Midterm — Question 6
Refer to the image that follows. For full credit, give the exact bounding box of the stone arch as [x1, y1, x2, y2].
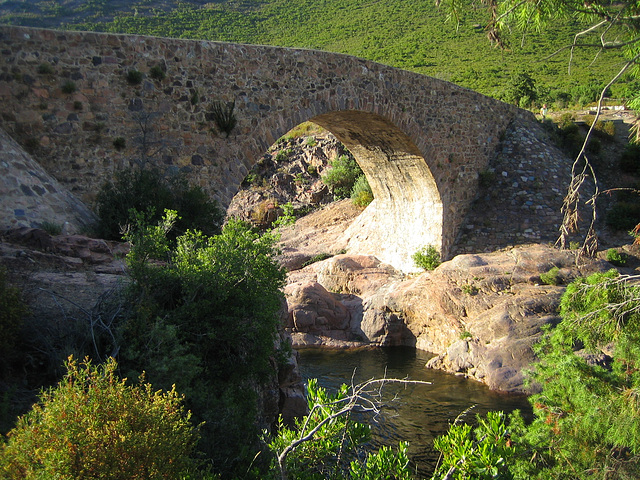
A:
[310, 110, 443, 272]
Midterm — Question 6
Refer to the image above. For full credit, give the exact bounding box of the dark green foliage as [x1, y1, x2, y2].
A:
[149, 64, 165, 80]
[0, 356, 200, 479]
[120, 213, 287, 475]
[126, 69, 144, 85]
[60, 80, 76, 94]
[0, 268, 28, 378]
[350, 174, 373, 207]
[94, 167, 223, 240]
[39, 221, 62, 235]
[606, 200, 640, 231]
[209, 100, 237, 137]
[36, 62, 53, 75]
[321, 154, 363, 200]
[112, 136, 126, 150]
[505, 70, 537, 107]
[620, 143, 640, 174]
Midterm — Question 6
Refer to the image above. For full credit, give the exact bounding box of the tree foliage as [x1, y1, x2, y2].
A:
[95, 167, 223, 241]
[0, 356, 200, 480]
[120, 211, 287, 475]
[267, 378, 417, 480]
[433, 270, 640, 479]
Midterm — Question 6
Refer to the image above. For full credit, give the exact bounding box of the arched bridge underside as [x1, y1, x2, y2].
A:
[0, 26, 528, 271]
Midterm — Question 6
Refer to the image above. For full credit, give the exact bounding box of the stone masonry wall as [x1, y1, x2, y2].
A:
[0, 25, 529, 269]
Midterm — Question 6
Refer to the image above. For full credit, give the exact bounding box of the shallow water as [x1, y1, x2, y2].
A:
[296, 346, 532, 478]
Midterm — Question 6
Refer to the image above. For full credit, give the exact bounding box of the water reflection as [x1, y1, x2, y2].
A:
[296, 346, 532, 478]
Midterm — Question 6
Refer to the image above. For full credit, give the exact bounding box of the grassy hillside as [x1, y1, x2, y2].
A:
[0, 0, 630, 104]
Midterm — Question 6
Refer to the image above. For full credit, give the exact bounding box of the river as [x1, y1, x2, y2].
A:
[296, 346, 532, 478]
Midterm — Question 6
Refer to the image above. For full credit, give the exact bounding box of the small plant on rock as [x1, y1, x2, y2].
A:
[210, 99, 237, 137]
[149, 64, 165, 81]
[412, 245, 441, 271]
[606, 248, 628, 267]
[61, 81, 77, 94]
[540, 266, 561, 285]
[37, 63, 54, 75]
[126, 69, 144, 85]
[112, 137, 126, 151]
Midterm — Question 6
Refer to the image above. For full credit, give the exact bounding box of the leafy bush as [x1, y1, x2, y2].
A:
[412, 245, 441, 271]
[267, 378, 412, 480]
[322, 154, 363, 200]
[432, 411, 516, 480]
[120, 213, 287, 474]
[350, 174, 373, 207]
[0, 356, 199, 479]
[94, 167, 223, 240]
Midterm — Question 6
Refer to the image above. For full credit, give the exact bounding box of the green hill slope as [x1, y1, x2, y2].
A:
[0, 0, 629, 103]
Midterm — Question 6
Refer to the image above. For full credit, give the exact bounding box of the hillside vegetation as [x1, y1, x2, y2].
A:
[0, 0, 629, 103]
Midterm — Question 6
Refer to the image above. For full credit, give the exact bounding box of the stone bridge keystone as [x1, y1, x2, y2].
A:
[0, 26, 529, 271]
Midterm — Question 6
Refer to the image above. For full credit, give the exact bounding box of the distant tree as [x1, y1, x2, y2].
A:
[505, 70, 537, 108]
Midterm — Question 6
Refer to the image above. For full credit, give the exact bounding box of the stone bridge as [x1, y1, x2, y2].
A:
[0, 26, 530, 271]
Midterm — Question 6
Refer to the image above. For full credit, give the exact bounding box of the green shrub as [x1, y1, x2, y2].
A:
[37, 63, 53, 75]
[149, 64, 165, 81]
[432, 411, 516, 480]
[72, 100, 83, 110]
[350, 174, 373, 207]
[606, 200, 640, 231]
[121, 214, 287, 474]
[112, 136, 126, 150]
[40, 221, 62, 236]
[540, 266, 561, 285]
[275, 148, 292, 162]
[94, 167, 223, 240]
[619, 143, 640, 174]
[412, 245, 441, 271]
[209, 100, 237, 137]
[322, 154, 363, 200]
[606, 248, 628, 266]
[126, 69, 144, 85]
[0, 356, 199, 479]
[60, 80, 76, 94]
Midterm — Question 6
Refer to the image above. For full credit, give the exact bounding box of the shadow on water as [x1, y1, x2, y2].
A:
[296, 346, 532, 478]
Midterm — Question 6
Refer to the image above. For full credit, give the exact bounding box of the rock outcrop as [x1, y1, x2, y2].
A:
[284, 242, 613, 393]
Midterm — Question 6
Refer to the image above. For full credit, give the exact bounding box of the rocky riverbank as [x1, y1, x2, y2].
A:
[280, 205, 625, 392]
